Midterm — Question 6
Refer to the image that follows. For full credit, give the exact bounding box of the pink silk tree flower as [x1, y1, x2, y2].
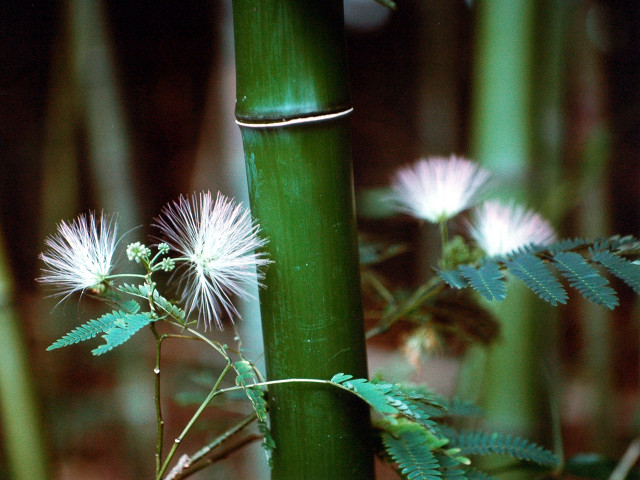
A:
[470, 200, 556, 257]
[155, 191, 270, 330]
[391, 155, 491, 223]
[39, 212, 118, 299]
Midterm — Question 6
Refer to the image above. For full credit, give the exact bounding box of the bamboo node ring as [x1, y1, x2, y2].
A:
[235, 108, 353, 128]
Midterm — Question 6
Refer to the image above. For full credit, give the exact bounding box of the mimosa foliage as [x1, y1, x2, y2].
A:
[119, 283, 186, 322]
[438, 236, 640, 309]
[447, 430, 560, 468]
[47, 310, 154, 355]
[91, 312, 154, 355]
[47, 283, 189, 355]
[328, 374, 560, 480]
[329, 375, 558, 480]
[233, 361, 275, 459]
[331, 374, 439, 431]
[381, 422, 442, 480]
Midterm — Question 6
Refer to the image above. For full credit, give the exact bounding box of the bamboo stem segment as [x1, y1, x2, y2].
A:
[231, 1, 373, 478]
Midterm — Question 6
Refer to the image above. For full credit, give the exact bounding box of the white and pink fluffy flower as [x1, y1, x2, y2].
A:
[470, 200, 556, 256]
[391, 155, 491, 223]
[156, 191, 269, 330]
[39, 212, 117, 298]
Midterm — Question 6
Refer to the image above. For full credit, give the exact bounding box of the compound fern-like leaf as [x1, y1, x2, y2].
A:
[92, 312, 154, 355]
[552, 251, 618, 309]
[431, 397, 483, 419]
[592, 250, 640, 295]
[438, 269, 468, 290]
[464, 468, 498, 480]
[459, 262, 506, 302]
[505, 253, 567, 306]
[448, 430, 560, 468]
[118, 283, 148, 298]
[120, 299, 141, 314]
[547, 238, 589, 254]
[438, 269, 468, 289]
[331, 374, 399, 415]
[47, 312, 122, 350]
[233, 361, 275, 460]
[118, 283, 185, 322]
[385, 384, 439, 431]
[382, 422, 442, 480]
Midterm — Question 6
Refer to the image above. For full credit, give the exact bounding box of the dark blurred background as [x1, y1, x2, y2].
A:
[2, 0, 640, 478]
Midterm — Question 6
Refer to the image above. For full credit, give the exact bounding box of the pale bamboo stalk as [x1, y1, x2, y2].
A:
[0, 232, 49, 480]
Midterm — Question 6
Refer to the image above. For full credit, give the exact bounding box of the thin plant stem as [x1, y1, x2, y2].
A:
[213, 377, 355, 399]
[362, 270, 396, 306]
[156, 362, 233, 480]
[150, 324, 164, 477]
[106, 273, 147, 280]
[439, 220, 449, 252]
[365, 278, 444, 339]
[609, 437, 640, 480]
[189, 413, 257, 467]
[173, 435, 261, 480]
[183, 325, 228, 357]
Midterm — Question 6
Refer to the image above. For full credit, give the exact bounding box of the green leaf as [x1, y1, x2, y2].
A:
[505, 253, 568, 305]
[120, 299, 141, 314]
[47, 311, 123, 350]
[431, 397, 484, 419]
[448, 430, 560, 468]
[463, 468, 498, 480]
[459, 262, 506, 302]
[118, 283, 185, 321]
[438, 269, 468, 289]
[547, 237, 590, 254]
[385, 384, 438, 432]
[232, 361, 274, 460]
[331, 374, 398, 415]
[594, 235, 640, 253]
[382, 422, 442, 480]
[553, 251, 618, 309]
[436, 455, 468, 480]
[91, 312, 154, 355]
[592, 250, 640, 295]
[118, 283, 149, 298]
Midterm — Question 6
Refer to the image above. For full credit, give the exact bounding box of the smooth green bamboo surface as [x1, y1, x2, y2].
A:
[233, 1, 349, 122]
[469, 0, 541, 438]
[232, 1, 373, 478]
[0, 234, 49, 480]
[242, 123, 372, 479]
[471, 0, 534, 193]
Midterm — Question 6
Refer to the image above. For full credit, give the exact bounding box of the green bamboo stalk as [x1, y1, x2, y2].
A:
[0, 232, 49, 480]
[67, 0, 140, 230]
[231, 1, 373, 478]
[468, 0, 540, 436]
[471, 0, 534, 193]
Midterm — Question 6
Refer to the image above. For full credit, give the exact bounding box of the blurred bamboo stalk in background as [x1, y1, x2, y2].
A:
[467, 0, 542, 437]
[0, 231, 49, 480]
[67, 0, 140, 230]
[232, 1, 373, 478]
